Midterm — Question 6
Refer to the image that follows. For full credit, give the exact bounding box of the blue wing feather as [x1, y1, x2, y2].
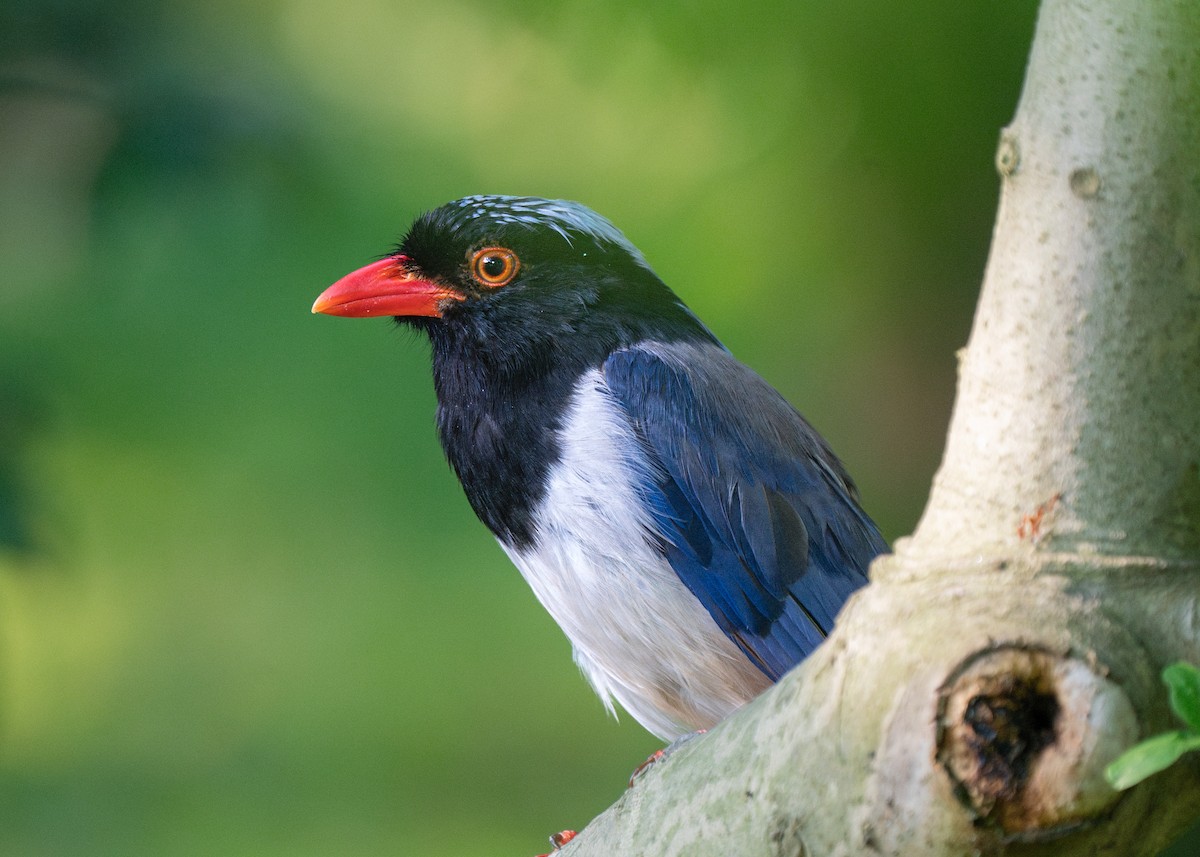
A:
[602, 341, 887, 680]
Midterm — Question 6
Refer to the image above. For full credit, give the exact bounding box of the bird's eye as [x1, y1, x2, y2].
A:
[469, 246, 520, 288]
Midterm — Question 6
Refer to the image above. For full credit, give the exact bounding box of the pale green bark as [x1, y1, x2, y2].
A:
[563, 0, 1200, 854]
[911, 0, 1200, 563]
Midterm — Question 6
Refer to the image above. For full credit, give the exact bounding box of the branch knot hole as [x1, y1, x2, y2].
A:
[936, 643, 1135, 840]
[962, 670, 1059, 798]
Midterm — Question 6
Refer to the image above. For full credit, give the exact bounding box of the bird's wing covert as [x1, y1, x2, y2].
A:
[601, 342, 887, 679]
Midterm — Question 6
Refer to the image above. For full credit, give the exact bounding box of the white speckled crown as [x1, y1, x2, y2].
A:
[448, 195, 652, 270]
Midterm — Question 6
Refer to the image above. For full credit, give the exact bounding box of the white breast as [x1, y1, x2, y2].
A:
[501, 369, 770, 741]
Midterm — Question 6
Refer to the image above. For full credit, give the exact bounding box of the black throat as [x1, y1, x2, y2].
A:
[411, 281, 714, 550]
[424, 318, 593, 550]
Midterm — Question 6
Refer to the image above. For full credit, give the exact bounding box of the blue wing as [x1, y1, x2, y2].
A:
[602, 341, 888, 680]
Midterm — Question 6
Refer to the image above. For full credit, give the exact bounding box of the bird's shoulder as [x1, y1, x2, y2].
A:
[600, 340, 856, 495]
[599, 339, 886, 677]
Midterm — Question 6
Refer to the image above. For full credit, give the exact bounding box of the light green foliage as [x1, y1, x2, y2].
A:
[27, 0, 1200, 855]
[1106, 663, 1200, 790]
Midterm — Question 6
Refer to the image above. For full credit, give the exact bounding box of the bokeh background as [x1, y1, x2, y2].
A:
[2, 1, 1195, 855]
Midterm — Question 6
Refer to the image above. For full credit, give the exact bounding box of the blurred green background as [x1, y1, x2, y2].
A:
[2, 1, 1194, 855]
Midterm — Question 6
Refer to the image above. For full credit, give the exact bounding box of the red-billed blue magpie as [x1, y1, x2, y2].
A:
[313, 196, 888, 740]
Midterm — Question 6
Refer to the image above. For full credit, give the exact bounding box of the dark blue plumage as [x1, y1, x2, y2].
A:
[603, 343, 885, 681]
[313, 195, 888, 739]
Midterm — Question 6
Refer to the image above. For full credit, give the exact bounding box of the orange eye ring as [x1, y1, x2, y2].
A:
[469, 246, 520, 288]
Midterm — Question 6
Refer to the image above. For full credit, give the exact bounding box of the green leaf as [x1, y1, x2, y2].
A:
[1106, 730, 1200, 790]
[1163, 662, 1200, 730]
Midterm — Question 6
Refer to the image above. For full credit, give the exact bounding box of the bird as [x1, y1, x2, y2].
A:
[312, 195, 888, 741]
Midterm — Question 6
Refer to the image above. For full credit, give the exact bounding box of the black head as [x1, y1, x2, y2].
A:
[313, 195, 716, 367]
[312, 196, 721, 545]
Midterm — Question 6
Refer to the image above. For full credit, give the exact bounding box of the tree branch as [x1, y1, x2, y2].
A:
[911, 0, 1200, 563]
[560, 0, 1200, 854]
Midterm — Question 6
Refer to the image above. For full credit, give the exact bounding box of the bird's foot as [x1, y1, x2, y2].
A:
[534, 829, 576, 856]
[628, 729, 707, 787]
[627, 749, 666, 787]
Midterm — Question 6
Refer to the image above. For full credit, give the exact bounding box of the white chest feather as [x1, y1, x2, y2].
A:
[500, 370, 770, 740]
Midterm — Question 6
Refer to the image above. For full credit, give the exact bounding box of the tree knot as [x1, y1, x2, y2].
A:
[936, 643, 1134, 840]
